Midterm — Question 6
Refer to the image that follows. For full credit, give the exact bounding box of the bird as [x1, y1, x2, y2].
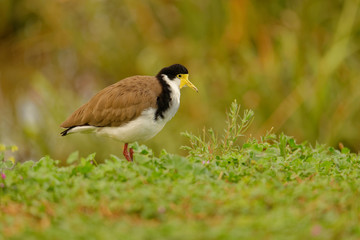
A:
[60, 64, 198, 162]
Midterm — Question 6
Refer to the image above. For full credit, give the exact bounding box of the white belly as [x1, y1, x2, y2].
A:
[97, 108, 168, 142]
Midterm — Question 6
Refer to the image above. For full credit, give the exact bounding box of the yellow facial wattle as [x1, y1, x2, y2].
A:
[178, 74, 198, 92]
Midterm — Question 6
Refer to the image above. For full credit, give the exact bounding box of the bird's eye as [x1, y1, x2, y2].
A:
[178, 74, 182, 78]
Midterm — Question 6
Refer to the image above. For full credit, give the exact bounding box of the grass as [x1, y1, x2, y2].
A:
[1, 101, 360, 239]
[2, 0, 360, 161]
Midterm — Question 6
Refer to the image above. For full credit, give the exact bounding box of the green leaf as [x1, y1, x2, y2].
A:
[85, 153, 96, 162]
[66, 151, 79, 164]
[341, 147, 350, 154]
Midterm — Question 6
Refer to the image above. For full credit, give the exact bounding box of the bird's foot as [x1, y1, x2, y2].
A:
[123, 143, 133, 162]
[124, 153, 133, 162]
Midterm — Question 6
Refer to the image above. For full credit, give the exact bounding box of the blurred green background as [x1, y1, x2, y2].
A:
[1, 0, 360, 162]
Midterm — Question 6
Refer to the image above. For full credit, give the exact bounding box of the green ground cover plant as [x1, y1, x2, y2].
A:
[1, 101, 360, 239]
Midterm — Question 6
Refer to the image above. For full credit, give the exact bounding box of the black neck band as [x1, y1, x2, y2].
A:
[155, 74, 172, 120]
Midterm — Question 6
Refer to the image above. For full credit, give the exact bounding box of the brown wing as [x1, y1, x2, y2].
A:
[61, 76, 161, 128]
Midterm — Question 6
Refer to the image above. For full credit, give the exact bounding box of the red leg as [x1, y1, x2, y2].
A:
[129, 148, 134, 161]
[123, 143, 132, 162]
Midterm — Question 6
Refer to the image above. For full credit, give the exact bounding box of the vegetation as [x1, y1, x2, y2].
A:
[1, 102, 360, 239]
[1, 0, 360, 161]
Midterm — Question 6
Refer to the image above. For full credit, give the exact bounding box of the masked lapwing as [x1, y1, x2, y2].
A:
[60, 64, 198, 162]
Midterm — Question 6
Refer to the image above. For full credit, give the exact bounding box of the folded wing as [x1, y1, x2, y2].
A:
[61, 76, 161, 129]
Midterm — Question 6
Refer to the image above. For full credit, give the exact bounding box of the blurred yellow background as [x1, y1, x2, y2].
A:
[1, 0, 359, 161]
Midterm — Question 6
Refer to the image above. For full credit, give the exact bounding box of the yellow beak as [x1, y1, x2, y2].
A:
[179, 74, 198, 92]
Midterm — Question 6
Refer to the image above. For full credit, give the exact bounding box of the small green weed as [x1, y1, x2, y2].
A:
[0, 144, 17, 184]
[181, 100, 254, 161]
